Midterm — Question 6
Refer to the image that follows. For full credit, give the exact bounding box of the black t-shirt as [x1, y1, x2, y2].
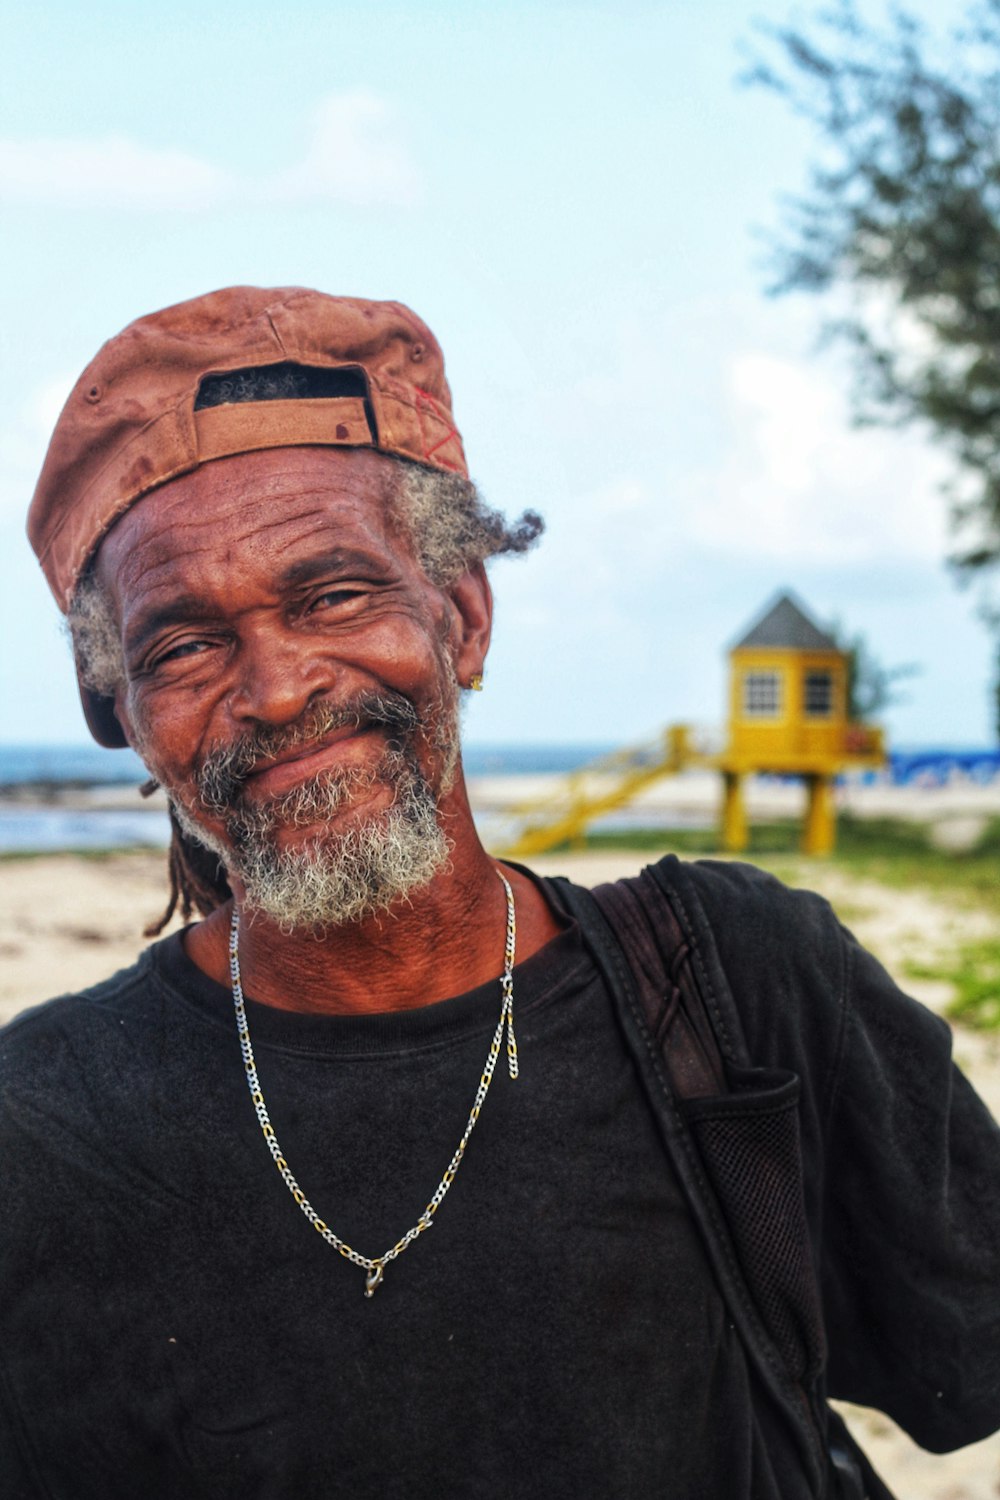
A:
[0, 913, 775, 1499]
[5, 856, 999, 1498]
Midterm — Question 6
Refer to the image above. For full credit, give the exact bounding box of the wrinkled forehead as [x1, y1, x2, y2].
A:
[93, 445, 409, 604]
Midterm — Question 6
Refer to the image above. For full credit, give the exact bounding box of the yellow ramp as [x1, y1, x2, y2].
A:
[493, 727, 702, 858]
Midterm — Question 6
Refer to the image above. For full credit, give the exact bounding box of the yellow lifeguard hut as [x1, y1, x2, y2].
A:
[494, 590, 885, 860]
[720, 592, 883, 855]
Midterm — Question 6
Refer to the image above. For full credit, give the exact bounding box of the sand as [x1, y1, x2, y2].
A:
[1, 844, 998, 1497]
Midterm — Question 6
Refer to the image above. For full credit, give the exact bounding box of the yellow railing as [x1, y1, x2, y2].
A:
[492, 725, 713, 858]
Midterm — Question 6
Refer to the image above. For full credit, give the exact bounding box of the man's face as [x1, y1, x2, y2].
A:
[95, 446, 490, 925]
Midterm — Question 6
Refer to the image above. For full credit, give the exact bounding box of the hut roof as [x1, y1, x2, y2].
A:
[733, 592, 839, 652]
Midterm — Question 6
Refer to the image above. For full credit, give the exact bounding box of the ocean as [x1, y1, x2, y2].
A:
[0, 741, 616, 854]
[1, 741, 997, 855]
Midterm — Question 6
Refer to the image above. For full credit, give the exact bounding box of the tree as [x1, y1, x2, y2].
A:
[834, 625, 920, 720]
[745, 0, 1000, 735]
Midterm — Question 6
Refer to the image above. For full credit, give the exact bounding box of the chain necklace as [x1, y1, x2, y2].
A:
[228, 868, 518, 1297]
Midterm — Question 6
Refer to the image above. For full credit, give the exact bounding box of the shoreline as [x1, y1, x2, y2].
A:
[5, 766, 1000, 809]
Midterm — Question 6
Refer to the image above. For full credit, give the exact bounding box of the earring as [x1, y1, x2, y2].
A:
[469, 674, 484, 692]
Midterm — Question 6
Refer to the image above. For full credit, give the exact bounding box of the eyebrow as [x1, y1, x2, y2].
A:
[278, 547, 395, 590]
[123, 594, 220, 661]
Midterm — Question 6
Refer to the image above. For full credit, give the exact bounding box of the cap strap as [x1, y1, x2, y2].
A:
[194, 396, 375, 463]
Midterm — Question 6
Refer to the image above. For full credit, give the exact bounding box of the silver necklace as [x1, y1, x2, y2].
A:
[228, 868, 518, 1297]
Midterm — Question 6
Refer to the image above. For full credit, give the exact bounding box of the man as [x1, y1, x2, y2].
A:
[2, 286, 997, 1499]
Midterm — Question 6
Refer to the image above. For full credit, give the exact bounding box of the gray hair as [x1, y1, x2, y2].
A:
[67, 456, 543, 695]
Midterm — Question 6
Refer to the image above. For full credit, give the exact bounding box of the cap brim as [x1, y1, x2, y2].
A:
[79, 682, 129, 749]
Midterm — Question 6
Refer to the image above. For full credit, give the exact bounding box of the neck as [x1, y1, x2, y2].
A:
[183, 781, 562, 1015]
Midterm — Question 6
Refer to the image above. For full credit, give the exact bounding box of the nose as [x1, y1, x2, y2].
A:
[227, 626, 334, 728]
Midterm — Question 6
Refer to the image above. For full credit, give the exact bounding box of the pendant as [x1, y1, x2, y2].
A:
[364, 1264, 384, 1297]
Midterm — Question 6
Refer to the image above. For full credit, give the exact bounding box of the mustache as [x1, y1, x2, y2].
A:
[196, 691, 421, 814]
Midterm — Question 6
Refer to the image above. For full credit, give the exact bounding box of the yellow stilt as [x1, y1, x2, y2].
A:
[803, 775, 835, 856]
[722, 772, 747, 852]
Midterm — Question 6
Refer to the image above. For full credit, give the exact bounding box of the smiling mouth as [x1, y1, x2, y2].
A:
[196, 690, 423, 816]
[241, 726, 381, 801]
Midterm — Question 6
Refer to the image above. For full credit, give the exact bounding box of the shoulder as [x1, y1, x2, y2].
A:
[0, 946, 163, 1098]
[547, 852, 849, 1016]
[651, 854, 847, 991]
[0, 946, 184, 1208]
[656, 854, 841, 951]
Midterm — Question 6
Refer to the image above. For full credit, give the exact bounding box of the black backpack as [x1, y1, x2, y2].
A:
[548, 861, 894, 1500]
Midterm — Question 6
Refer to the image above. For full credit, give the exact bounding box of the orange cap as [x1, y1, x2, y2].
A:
[28, 285, 468, 612]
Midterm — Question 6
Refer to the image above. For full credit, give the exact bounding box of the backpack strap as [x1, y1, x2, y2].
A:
[546, 867, 832, 1494]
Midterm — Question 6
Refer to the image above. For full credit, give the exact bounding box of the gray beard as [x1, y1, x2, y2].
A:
[167, 693, 456, 932]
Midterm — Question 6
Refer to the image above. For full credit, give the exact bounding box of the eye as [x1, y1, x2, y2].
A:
[147, 637, 214, 670]
[163, 640, 206, 660]
[308, 585, 368, 612]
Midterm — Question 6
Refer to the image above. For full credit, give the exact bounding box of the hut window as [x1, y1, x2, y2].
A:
[804, 671, 834, 717]
[743, 671, 782, 717]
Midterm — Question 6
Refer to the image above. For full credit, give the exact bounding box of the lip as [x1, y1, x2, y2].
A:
[242, 725, 375, 799]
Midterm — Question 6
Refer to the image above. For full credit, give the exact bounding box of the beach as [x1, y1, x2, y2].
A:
[1, 839, 998, 1496]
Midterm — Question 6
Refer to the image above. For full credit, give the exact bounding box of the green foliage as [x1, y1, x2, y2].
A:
[0, 846, 157, 863]
[904, 939, 1000, 1029]
[578, 814, 1000, 902]
[831, 624, 920, 720]
[745, 0, 1000, 728]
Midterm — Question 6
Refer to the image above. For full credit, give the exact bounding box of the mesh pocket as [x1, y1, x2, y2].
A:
[685, 1079, 825, 1381]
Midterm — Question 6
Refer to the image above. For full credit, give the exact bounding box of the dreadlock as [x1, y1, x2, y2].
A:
[141, 787, 232, 937]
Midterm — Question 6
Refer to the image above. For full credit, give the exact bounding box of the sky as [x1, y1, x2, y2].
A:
[1, 0, 993, 752]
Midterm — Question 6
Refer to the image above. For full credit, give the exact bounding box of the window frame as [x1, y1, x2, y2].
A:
[742, 670, 783, 719]
[803, 669, 835, 719]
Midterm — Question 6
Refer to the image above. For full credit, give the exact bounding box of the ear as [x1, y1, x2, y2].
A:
[104, 653, 142, 756]
[78, 682, 131, 749]
[112, 683, 141, 753]
[445, 562, 493, 688]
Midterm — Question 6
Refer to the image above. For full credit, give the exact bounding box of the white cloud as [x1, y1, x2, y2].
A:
[680, 352, 951, 565]
[494, 335, 956, 720]
[269, 93, 418, 207]
[0, 92, 419, 211]
[0, 138, 229, 211]
[545, 293, 957, 573]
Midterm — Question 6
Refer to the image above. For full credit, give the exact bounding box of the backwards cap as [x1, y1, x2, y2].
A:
[28, 285, 468, 613]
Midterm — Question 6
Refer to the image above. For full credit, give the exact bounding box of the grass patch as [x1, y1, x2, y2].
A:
[577, 815, 1000, 907]
[0, 846, 163, 863]
[824, 816, 1000, 906]
[581, 824, 805, 856]
[904, 939, 1000, 1031]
